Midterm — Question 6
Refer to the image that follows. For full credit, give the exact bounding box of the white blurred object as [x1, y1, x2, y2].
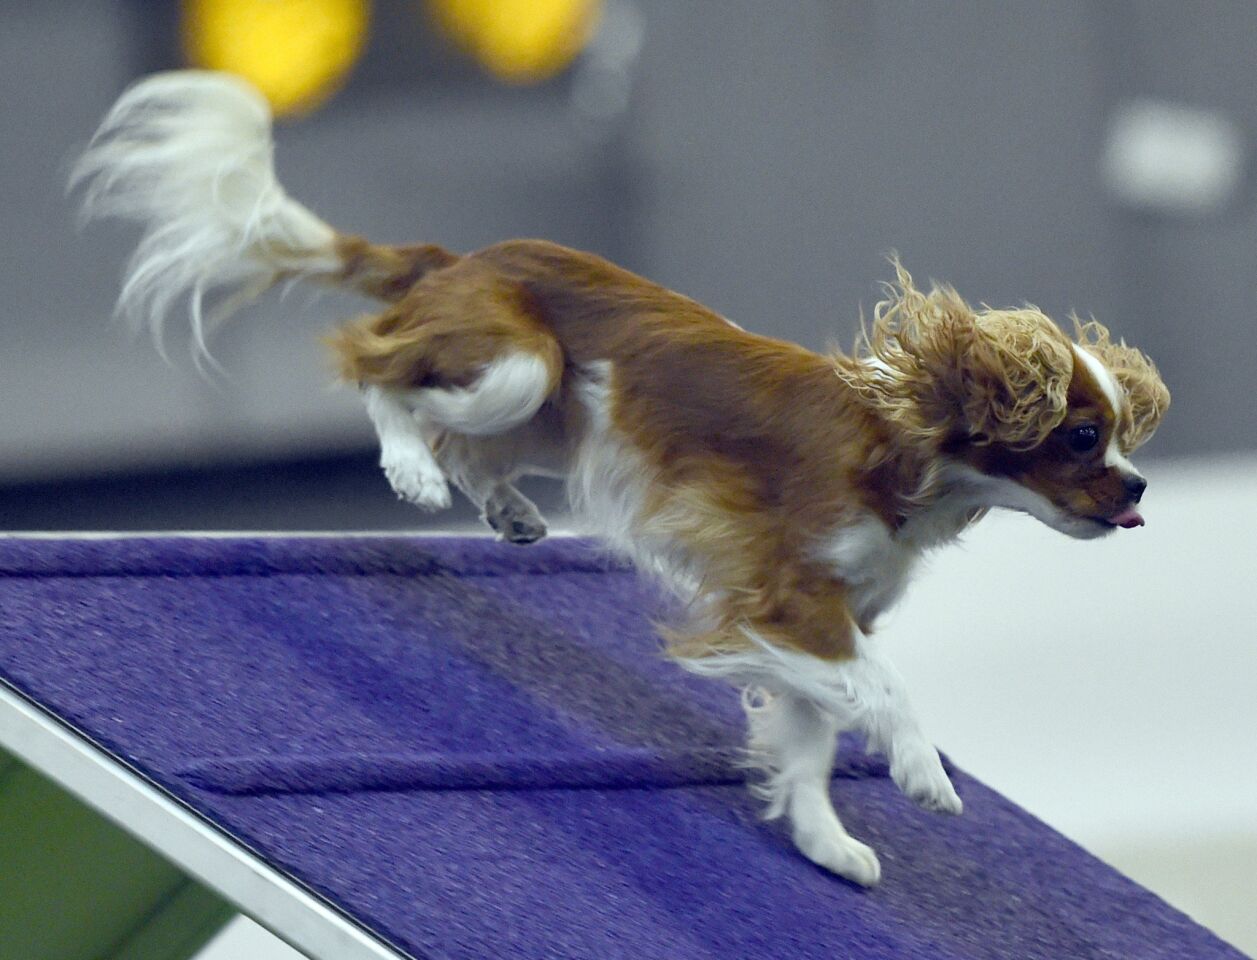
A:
[571, 0, 644, 123]
[1102, 99, 1246, 215]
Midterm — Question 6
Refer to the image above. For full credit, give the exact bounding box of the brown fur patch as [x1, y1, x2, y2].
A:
[333, 236, 460, 302]
[325, 257, 563, 395]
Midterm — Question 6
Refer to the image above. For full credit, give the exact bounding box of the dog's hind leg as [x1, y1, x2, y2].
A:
[361, 351, 560, 515]
[331, 268, 566, 518]
[363, 385, 450, 511]
[435, 412, 568, 543]
[482, 484, 547, 544]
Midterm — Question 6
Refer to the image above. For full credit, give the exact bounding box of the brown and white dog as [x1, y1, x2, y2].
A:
[74, 72, 1169, 885]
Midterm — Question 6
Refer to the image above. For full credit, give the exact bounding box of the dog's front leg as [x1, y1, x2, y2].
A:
[838, 636, 963, 815]
[744, 687, 882, 886]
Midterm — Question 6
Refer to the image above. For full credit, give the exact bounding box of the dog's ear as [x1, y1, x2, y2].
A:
[861, 264, 1073, 450]
[951, 305, 1074, 449]
[1073, 318, 1170, 452]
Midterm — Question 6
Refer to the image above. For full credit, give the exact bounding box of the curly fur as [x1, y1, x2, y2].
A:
[834, 261, 1075, 453]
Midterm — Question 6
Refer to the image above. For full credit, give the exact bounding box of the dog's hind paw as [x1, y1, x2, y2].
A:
[483, 486, 547, 544]
[383, 454, 451, 512]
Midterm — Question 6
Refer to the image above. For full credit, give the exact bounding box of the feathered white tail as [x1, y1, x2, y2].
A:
[71, 71, 343, 355]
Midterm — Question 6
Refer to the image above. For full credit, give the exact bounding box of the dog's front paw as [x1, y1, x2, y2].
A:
[382, 453, 451, 512]
[794, 828, 882, 887]
[891, 742, 963, 815]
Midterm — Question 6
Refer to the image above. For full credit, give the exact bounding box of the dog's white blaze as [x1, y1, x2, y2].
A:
[1074, 344, 1121, 413]
[412, 353, 552, 436]
[1073, 345, 1141, 474]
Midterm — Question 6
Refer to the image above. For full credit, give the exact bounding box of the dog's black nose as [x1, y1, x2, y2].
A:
[1124, 474, 1147, 503]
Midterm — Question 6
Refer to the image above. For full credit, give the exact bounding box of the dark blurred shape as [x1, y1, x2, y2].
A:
[0, 452, 566, 532]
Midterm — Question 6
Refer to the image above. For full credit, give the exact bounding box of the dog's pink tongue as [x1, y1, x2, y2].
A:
[1109, 506, 1145, 528]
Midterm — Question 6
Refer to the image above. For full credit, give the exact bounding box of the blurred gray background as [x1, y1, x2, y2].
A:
[2, 0, 1252, 531]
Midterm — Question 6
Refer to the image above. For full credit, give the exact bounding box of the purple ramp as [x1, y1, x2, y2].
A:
[0, 536, 1244, 960]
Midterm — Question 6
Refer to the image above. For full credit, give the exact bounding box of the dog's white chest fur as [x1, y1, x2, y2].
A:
[819, 516, 919, 627]
[819, 499, 975, 628]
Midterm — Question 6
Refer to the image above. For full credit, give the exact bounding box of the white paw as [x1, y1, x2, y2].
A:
[382, 453, 451, 512]
[891, 741, 963, 815]
[794, 828, 882, 886]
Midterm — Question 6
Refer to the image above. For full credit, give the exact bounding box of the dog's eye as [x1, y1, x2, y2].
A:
[1067, 424, 1100, 453]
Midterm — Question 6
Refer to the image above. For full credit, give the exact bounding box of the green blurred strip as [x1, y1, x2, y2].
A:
[0, 748, 234, 960]
[0, 750, 19, 788]
[103, 881, 235, 960]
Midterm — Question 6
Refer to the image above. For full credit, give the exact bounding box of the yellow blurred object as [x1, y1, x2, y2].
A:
[183, 0, 369, 115]
[430, 0, 601, 84]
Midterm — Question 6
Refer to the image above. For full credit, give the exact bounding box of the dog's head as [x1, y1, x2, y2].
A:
[845, 263, 1170, 538]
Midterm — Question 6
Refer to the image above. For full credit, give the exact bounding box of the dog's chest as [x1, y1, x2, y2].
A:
[820, 503, 973, 629]
[819, 516, 920, 629]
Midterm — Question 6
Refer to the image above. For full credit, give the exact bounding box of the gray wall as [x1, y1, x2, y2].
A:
[627, 0, 1255, 462]
[2, 0, 1253, 495]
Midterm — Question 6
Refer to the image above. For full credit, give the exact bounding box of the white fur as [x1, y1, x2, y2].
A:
[744, 688, 881, 885]
[436, 413, 568, 506]
[567, 364, 678, 574]
[680, 627, 954, 801]
[409, 353, 552, 436]
[70, 71, 340, 354]
[366, 355, 556, 513]
[363, 386, 450, 511]
[817, 515, 919, 628]
[682, 623, 961, 880]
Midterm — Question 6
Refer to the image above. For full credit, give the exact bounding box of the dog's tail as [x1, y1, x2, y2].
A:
[71, 71, 451, 355]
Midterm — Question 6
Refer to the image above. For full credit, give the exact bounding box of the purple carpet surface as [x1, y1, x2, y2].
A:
[0, 536, 1243, 960]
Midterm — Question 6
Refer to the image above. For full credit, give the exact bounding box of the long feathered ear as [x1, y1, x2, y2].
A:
[843, 262, 1074, 451]
[1073, 318, 1170, 451]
